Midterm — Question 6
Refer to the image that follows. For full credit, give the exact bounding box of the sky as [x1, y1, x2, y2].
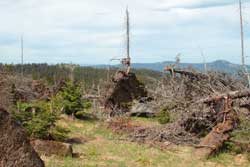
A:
[0, 0, 250, 65]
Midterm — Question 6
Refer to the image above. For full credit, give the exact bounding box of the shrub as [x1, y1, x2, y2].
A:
[82, 101, 92, 109]
[49, 126, 70, 141]
[25, 110, 57, 139]
[56, 82, 83, 116]
[12, 101, 69, 140]
[157, 107, 171, 124]
[54, 82, 94, 119]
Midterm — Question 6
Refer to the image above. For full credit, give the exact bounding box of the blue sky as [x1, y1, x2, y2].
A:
[0, 0, 250, 65]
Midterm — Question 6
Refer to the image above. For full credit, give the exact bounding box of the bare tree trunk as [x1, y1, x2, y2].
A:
[239, 0, 245, 79]
[21, 35, 24, 79]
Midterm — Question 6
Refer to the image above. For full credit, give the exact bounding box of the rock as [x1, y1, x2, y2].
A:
[0, 108, 44, 167]
[30, 139, 73, 157]
[129, 102, 156, 117]
[66, 137, 87, 144]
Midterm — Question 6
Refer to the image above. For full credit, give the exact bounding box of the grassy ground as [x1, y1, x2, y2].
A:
[42, 116, 250, 167]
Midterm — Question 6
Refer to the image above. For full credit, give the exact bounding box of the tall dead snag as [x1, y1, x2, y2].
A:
[121, 7, 131, 75]
[239, 0, 245, 78]
[104, 8, 148, 116]
[21, 35, 24, 78]
[104, 71, 148, 116]
[194, 89, 250, 158]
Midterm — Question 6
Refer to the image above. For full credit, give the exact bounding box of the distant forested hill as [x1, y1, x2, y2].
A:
[93, 60, 246, 75]
[0, 64, 163, 90]
[0, 60, 245, 90]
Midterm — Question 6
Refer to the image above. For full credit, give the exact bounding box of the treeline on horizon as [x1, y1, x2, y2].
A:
[0, 63, 163, 89]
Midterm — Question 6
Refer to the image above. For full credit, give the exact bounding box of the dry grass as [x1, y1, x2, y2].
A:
[42, 116, 250, 167]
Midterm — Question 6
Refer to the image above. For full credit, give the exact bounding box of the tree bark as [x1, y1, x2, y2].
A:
[198, 89, 250, 103]
[195, 97, 238, 158]
[164, 67, 209, 80]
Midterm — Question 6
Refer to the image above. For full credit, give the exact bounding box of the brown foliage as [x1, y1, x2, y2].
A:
[107, 117, 137, 134]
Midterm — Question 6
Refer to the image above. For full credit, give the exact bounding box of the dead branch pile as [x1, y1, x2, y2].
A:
[0, 108, 44, 167]
[128, 70, 248, 146]
[0, 74, 19, 110]
[129, 121, 200, 145]
[107, 117, 138, 134]
[0, 73, 65, 110]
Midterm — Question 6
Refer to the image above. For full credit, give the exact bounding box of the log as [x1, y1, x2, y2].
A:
[199, 89, 250, 103]
[164, 66, 209, 80]
[195, 97, 238, 158]
[194, 120, 234, 158]
[194, 89, 250, 158]
[195, 111, 235, 158]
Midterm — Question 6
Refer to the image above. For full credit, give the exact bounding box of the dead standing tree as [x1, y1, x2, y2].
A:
[104, 8, 148, 116]
[121, 7, 131, 75]
[20, 35, 24, 79]
[238, 0, 250, 86]
[239, 0, 245, 78]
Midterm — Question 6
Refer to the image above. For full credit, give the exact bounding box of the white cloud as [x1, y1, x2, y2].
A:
[0, 0, 249, 64]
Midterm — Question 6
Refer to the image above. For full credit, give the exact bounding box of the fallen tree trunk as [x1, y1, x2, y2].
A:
[194, 117, 235, 158]
[194, 89, 250, 158]
[164, 66, 209, 80]
[198, 89, 250, 103]
[195, 97, 238, 158]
